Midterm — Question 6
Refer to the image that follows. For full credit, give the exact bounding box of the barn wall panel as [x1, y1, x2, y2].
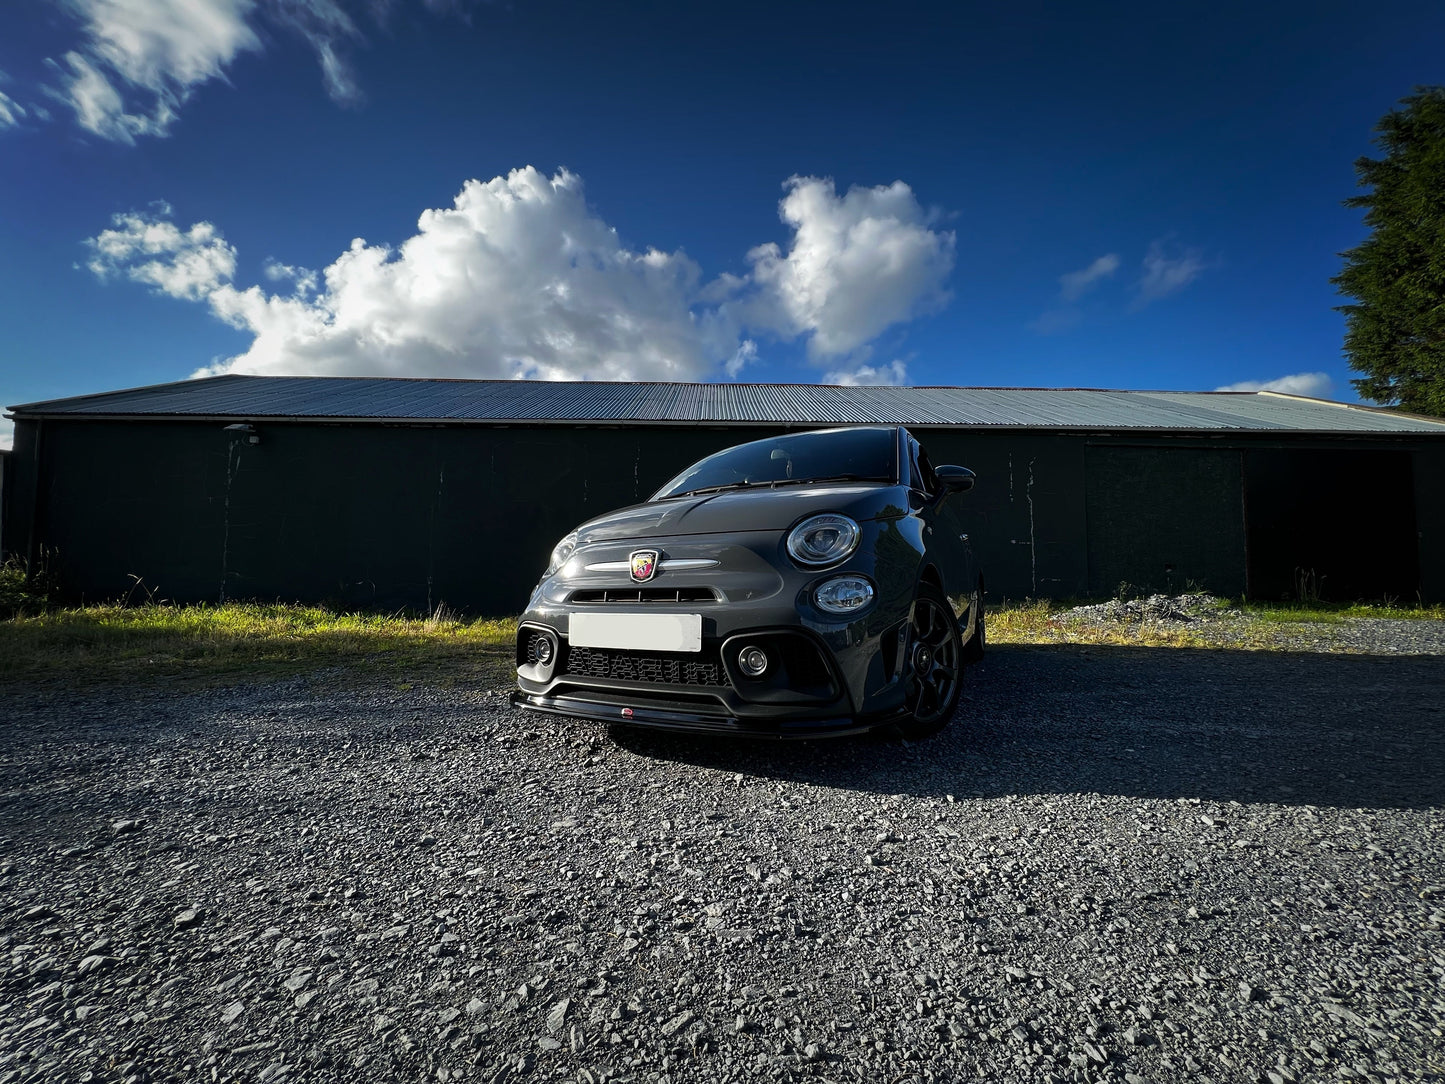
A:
[7, 418, 1443, 612]
[1085, 445, 1247, 598]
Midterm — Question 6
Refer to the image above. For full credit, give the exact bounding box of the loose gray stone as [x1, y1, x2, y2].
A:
[76, 955, 108, 976]
[173, 908, 202, 930]
[545, 998, 570, 1034]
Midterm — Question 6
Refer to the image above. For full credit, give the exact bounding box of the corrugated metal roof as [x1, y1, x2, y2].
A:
[8, 375, 1445, 433]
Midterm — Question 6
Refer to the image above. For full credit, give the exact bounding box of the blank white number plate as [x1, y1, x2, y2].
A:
[569, 612, 702, 653]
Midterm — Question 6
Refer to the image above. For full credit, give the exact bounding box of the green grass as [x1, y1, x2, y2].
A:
[987, 595, 1443, 648]
[0, 602, 517, 687]
[1239, 600, 1445, 622]
[1245, 607, 1347, 624]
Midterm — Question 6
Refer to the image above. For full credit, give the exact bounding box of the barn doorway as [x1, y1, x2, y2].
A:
[1244, 449, 1418, 602]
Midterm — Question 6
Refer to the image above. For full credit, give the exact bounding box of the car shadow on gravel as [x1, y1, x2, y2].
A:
[607, 643, 1445, 811]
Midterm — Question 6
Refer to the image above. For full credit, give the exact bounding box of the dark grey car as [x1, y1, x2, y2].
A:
[512, 425, 983, 738]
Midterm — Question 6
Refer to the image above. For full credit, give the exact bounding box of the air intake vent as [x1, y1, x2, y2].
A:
[565, 646, 726, 687]
[568, 587, 719, 604]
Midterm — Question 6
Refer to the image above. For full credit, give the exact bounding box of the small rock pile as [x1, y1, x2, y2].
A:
[1061, 592, 1238, 624]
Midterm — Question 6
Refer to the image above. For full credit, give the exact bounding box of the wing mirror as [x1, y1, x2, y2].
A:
[934, 465, 976, 494]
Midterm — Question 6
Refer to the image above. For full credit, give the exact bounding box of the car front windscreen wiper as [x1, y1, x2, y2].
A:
[666, 480, 767, 499]
[768, 473, 893, 487]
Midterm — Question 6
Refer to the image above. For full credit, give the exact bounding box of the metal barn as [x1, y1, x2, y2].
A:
[5, 376, 1444, 612]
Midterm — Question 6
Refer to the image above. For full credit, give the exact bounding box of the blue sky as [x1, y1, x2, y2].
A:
[2, 0, 1442, 448]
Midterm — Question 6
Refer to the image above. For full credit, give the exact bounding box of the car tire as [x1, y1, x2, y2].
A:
[898, 581, 965, 739]
[961, 579, 985, 663]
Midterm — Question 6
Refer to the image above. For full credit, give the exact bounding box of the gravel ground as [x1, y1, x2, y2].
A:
[2, 635, 1443, 1084]
[1210, 618, 1445, 657]
[1059, 595, 1445, 656]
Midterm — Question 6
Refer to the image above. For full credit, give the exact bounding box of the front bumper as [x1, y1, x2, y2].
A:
[514, 619, 880, 735]
[512, 531, 922, 736]
[510, 689, 890, 739]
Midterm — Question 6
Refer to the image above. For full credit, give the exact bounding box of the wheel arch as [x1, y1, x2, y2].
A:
[917, 562, 944, 594]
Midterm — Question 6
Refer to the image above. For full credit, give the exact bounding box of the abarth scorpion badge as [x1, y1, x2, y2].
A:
[629, 550, 659, 582]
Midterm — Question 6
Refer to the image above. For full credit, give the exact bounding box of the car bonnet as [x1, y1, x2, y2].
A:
[572, 484, 908, 543]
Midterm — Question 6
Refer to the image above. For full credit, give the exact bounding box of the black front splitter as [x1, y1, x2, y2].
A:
[510, 691, 887, 740]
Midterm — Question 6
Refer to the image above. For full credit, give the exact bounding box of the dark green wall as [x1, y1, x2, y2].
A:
[902, 431, 1091, 598]
[3, 417, 1440, 612]
[1412, 444, 1445, 604]
[1085, 445, 1247, 598]
[0, 450, 9, 564]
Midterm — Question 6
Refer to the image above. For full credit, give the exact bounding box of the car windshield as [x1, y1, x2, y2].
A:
[652, 428, 898, 500]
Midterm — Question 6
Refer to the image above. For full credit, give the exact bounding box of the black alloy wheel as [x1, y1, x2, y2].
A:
[899, 581, 964, 738]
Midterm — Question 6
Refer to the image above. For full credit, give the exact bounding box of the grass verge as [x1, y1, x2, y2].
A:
[988, 596, 1443, 649]
[1239, 600, 1445, 623]
[0, 603, 517, 687]
[4, 595, 1440, 688]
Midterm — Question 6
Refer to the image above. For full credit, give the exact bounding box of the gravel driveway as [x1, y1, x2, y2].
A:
[2, 639, 1443, 1084]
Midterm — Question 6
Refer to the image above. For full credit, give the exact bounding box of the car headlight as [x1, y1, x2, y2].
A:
[546, 531, 578, 575]
[786, 513, 860, 567]
[815, 575, 875, 614]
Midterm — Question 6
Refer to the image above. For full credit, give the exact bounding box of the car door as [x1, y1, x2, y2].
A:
[909, 438, 976, 607]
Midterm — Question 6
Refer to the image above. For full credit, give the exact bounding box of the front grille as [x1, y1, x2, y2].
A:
[565, 645, 726, 687]
[568, 587, 719, 604]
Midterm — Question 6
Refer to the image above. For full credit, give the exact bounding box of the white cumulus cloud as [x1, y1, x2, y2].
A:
[824, 360, 908, 386]
[84, 168, 954, 384]
[743, 176, 954, 359]
[1058, 253, 1120, 302]
[29, 0, 460, 142]
[87, 208, 237, 300]
[1215, 372, 1333, 398]
[1135, 239, 1206, 307]
[0, 417, 12, 452]
[213, 167, 709, 381]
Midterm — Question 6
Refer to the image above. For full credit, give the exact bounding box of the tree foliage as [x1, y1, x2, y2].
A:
[1334, 87, 1445, 417]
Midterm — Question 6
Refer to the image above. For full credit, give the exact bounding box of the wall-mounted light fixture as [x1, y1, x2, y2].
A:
[223, 422, 261, 445]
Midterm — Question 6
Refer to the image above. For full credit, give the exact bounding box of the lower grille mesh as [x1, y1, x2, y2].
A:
[565, 645, 725, 687]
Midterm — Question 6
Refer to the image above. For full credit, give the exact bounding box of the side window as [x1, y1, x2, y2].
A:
[907, 441, 940, 495]
[915, 445, 939, 495]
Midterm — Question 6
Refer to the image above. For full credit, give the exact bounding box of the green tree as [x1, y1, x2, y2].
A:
[1334, 87, 1445, 417]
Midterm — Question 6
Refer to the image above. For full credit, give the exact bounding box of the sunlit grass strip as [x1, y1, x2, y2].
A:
[0, 603, 517, 685]
[1239, 600, 1445, 622]
[987, 596, 1443, 650]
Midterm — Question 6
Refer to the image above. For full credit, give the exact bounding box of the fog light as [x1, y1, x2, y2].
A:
[738, 645, 769, 677]
[535, 636, 554, 664]
[815, 575, 875, 614]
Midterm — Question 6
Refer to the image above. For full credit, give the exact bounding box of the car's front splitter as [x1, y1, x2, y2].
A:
[511, 690, 892, 740]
